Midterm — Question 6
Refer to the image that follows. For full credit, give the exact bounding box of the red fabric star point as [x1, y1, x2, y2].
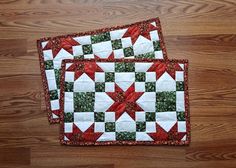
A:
[147, 62, 183, 80]
[64, 123, 103, 142]
[43, 37, 79, 57]
[67, 62, 103, 80]
[122, 22, 157, 44]
[148, 123, 186, 141]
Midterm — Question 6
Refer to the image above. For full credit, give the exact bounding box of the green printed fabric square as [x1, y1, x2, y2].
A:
[156, 92, 176, 112]
[91, 32, 111, 43]
[124, 47, 134, 57]
[135, 72, 146, 82]
[82, 44, 93, 54]
[74, 92, 95, 112]
[112, 39, 122, 50]
[44, 60, 54, 70]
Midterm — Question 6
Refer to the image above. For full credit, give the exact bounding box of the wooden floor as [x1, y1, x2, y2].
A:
[0, 0, 236, 167]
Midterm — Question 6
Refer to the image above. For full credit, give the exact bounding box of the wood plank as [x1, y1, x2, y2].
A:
[0, 147, 30, 165]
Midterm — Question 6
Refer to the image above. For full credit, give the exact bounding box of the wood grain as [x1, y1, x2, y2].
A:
[0, 0, 235, 167]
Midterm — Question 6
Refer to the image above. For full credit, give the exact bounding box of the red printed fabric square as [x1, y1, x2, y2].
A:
[37, 17, 168, 123]
[59, 59, 189, 146]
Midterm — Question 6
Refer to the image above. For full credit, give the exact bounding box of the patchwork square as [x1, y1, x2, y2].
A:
[95, 82, 105, 92]
[60, 59, 189, 146]
[82, 44, 93, 54]
[124, 47, 134, 57]
[37, 17, 168, 123]
[74, 92, 95, 112]
[94, 112, 105, 122]
[112, 39, 123, 50]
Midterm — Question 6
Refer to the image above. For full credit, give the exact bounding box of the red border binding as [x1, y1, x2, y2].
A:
[37, 17, 169, 124]
[59, 58, 190, 146]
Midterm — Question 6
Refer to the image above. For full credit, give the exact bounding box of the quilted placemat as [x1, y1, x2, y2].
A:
[59, 59, 189, 145]
[37, 17, 168, 123]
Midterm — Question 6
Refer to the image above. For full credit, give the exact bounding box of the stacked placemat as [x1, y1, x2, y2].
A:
[37, 17, 190, 146]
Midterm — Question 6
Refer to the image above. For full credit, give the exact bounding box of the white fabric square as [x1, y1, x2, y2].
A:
[64, 101, 74, 112]
[64, 92, 73, 101]
[47, 79, 57, 91]
[121, 37, 132, 48]
[105, 82, 115, 92]
[146, 122, 156, 133]
[105, 112, 115, 122]
[43, 50, 53, 61]
[150, 30, 159, 41]
[135, 112, 145, 122]
[72, 45, 83, 56]
[146, 72, 156, 82]
[115, 72, 135, 82]
[92, 41, 112, 53]
[84, 54, 94, 59]
[133, 35, 154, 55]
[135, 63, 153, 72]
[74, 81, 95, 92]
[64, 92, 71, 102]
[154, 51, 163, 59]
[97, 63, 115, 72]
[135, 82, 145, 92]
[73, 36, 91, 44]
[64, 92, 74, 112]
[116, 121, 136, 132]
[65, 71, 74, 82]
[110, 29, 127, 40]
[95, 72, 105, 82]
[45, 69, 55, 80]
[176, 71, 184, 81]
[74, 112, 94, 122]
[156, 72, 176, 92]
[156, 112, 177, 121]
[178, 121, 186, 132]
[114, 49, 124, 58]
[64, 123, 73, 133]
[94, 122, 105, 132]
[133, 39, 154, 55]
[50, 99, 60, 110]
[176, 91, 185, 111]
